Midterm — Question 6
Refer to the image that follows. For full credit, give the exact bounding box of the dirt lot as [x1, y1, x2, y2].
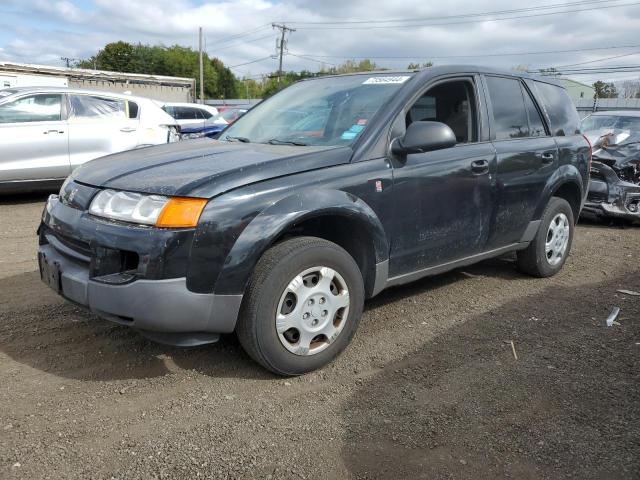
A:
[0, 194, 638, 480]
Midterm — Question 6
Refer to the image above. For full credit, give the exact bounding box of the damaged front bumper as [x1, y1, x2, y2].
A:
[38, 193, 243, 345]
[583, 161, 640, 221]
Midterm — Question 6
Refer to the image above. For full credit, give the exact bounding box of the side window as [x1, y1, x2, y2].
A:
[533, 81, 581, 136]
[406, 79, 478, 143]
[127, 101, 139, 119]
[522, 87, 547, 137]
[70, 95, 126, 120]
[0, 94, 62, 123]
[486, 76, 529, 140]
[175, 107, 199, 120]
[200, 109, 213, 119]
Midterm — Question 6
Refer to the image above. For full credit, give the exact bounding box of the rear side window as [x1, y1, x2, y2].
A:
[70, 95, 126, 120]
[486, 76, 529, 140]
[532, 81, 581, 136]
[199, 108, 213, 119]
[522, 87, 547, 137]
[128, 101, 139, 119]
[0, 94, 62, 123]
[174, 107, 202, 120]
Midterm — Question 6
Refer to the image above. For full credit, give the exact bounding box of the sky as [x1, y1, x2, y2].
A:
[1, 0, 640, 85]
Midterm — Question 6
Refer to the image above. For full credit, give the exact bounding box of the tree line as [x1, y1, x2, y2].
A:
[77, 42, 438, 100]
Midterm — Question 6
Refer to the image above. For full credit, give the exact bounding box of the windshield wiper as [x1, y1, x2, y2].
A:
[267, 138, 309, 146]
[224, 136, 251, 143]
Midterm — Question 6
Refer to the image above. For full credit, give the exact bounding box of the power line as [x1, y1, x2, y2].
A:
[287, 52, 337, 67]
[281, 0, 614, 25]
[228, 56, 275, 69]
[289, 44, 640, 61]
[551, 51, 640, 68]
[208, 34, 277, 54]
[287, 1, 640, 30]
[206, 23, 272, 45]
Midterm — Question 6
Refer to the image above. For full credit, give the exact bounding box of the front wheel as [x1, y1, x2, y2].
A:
[516, 196, 574, 277]
[236, 237, 365, 376]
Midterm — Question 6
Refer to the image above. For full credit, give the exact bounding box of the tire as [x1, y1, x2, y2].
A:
[236, 236, 365, 376]
[517, 196, 574, 277]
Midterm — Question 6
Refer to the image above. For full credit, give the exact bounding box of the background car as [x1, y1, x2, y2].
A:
[160, 102, 219, 128]
[581, 111, 640, 222]
[0, 87, 180, 193]
[179, 107, 248, 140]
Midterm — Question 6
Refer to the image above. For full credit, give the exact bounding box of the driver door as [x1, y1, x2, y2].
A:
[388, 76, 497, 278]
[0, 93, 70, 182]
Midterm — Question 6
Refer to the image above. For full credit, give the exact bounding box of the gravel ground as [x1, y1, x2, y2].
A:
[0, 194, 638, 480]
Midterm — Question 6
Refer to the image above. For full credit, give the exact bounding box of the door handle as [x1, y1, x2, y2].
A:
[120, 127, 137, 133]
[43, 130, 64, 134]
[470, 159, 489, 175]
[538, 151, 555, 164]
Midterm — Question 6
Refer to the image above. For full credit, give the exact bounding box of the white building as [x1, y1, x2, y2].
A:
[0, 62, 195, 102]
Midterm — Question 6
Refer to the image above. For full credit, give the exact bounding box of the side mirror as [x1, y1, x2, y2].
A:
[392, 121, 457, 155]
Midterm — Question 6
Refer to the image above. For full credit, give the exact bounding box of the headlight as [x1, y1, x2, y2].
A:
[89, 189, 207, 228]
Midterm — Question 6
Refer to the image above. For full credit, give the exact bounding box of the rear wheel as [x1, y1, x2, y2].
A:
[236, 237, 364, 376]
[517, 196, 574, 277]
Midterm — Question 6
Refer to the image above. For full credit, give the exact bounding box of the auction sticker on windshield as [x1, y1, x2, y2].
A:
[362, 76, 411, 85]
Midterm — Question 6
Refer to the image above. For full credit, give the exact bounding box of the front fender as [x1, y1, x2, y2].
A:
[213, 188, 389, 296]
[533, 164, 585, 220]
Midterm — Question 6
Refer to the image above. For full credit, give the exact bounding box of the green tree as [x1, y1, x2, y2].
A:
[78, 42, 234, 100]
[77, 41, 137, 72]
[211, 58, 238, 99]
[593, 80, 618, 99]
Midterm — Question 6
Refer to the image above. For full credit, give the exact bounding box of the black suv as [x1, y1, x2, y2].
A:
[38, 66, 590, 375]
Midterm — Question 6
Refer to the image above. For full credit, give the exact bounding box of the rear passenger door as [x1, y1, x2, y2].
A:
[483, 75, 558, 248]
[68, 94, 140, 170]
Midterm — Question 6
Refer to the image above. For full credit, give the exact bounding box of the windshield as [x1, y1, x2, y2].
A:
[221, 74, 413, 146]
[582, 115, 640, 134]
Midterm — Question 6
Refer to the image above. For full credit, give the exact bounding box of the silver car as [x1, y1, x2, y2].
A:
[0, 87, 180, 193]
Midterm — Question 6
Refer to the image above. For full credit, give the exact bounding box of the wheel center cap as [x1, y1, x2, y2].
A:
[304, 294, 329, 329]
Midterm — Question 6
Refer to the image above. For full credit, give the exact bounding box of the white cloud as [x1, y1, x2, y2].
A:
[1, 0, 639, 85]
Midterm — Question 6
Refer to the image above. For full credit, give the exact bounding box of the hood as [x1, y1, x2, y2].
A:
[70, 139, 352, 198]
[588, 129, 640, 185]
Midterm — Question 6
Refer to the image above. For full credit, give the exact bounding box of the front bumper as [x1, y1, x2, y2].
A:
[38, 193, 242, 343]
[582, 162, 640, 221]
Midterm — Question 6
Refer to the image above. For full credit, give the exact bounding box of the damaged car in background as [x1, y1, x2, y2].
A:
[581, 111, 640, 222]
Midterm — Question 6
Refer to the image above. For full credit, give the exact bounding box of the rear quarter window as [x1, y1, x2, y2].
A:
[532, 81, 581, 136]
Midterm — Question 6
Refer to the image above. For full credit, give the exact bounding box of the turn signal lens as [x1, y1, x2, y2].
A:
[155, 197, 208, 228]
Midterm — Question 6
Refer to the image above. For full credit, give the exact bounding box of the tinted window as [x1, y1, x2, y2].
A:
[199, 108, 213, 119]
[174, 107, 201, 120]
[533, 81, 581, 136]
[486, 76, 529, 140]
[70, 95, 126, 119]
[128, 101, 139, 119]
[0, 94, 62, 123]
[523, 87, 547, 137]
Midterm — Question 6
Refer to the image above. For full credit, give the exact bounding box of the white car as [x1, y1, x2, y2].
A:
[160, 102, 219, 128]
[0, 87, 180, 193]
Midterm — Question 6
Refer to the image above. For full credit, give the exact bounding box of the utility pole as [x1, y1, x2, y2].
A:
[272, 23, 295, 83]
[61, 57, 75, 68]
[198, 27, 204, 104]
